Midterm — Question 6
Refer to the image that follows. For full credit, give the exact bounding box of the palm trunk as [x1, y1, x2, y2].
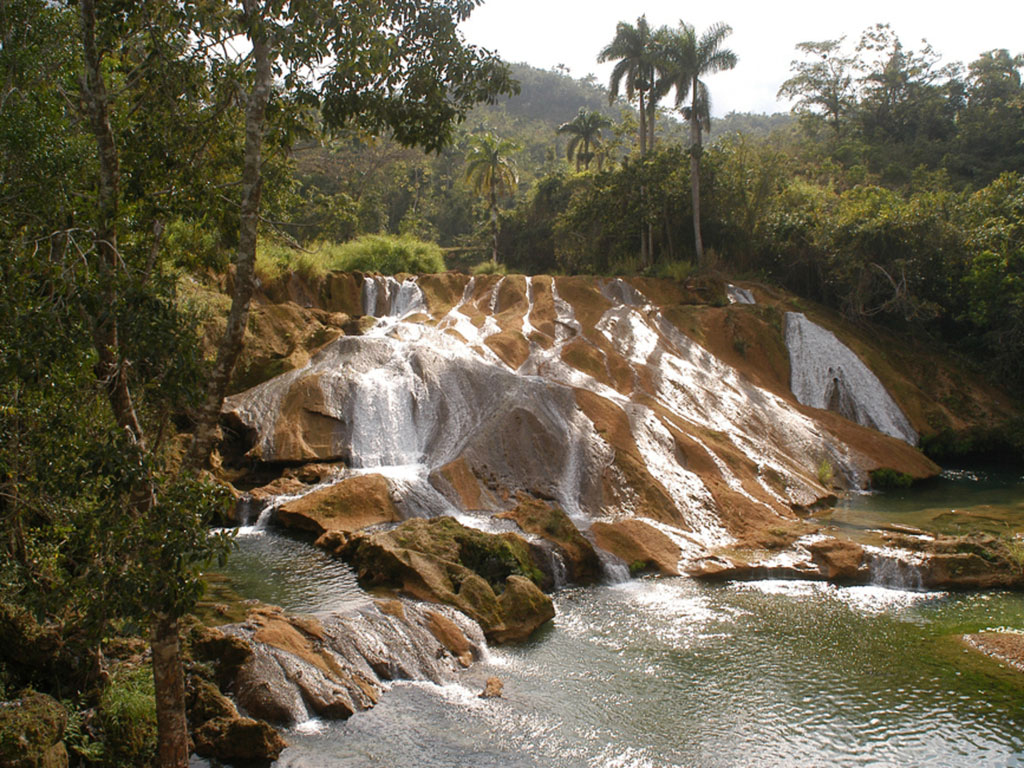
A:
[690, 115, 704, 268]
[490, 188, 499, 264]
[186, 7, 272, 472]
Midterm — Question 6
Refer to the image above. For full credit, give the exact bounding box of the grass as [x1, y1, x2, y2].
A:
[255, 234, 446, 282]
[816, 459, 834, 487]
[99, 665, 157, 766]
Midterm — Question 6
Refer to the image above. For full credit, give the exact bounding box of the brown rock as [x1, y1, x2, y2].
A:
[962, 632, 1024, 673]
[807, 538, 866, 582]
[497, 498, 603, 585]
[479, 677, 504, 699]
[341, 517, 554, 643]
[426, 611, 475, 667]
[192, 716, 287, 763]
[591, 519, 682, 576]
[277, 474, 400, 536]
[187, 679, 238, 726]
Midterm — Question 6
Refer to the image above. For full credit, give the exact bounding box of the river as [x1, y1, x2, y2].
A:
[203, 468, 1024, 767]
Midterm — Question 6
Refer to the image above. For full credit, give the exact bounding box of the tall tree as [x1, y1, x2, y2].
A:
[465, 133, 520, 263]
[598, 16, 659, 265]
[7, 1, 515, 766]
[557, 108, 612, 170]
[778, 38, 857, 137]
[661, 21, 737, 266]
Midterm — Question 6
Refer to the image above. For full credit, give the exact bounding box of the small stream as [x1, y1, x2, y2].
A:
[204, 469, 1024, 767]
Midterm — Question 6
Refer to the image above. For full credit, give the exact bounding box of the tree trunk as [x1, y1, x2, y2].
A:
[186, 12, 273, 472]
[638, 91, 647, 156]
[690, 115, 704, 268]
[152, 614, 188, 768]
[490, 188, 499, 263]
[79, 0, 144, 444]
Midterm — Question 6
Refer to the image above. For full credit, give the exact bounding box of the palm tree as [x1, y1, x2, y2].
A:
[598, 16, 658, 156]
[464, 133, 519, 264]
[661, 21, 737, 266]
[599, 16, 661, 265]
[558, 108, 612, 171]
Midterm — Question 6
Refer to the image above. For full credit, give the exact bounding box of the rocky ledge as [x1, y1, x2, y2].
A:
[322, 516, 555, 643]
[687, 532, 1024, 590]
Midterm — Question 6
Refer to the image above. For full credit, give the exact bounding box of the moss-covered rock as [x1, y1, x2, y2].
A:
[496, 498, 602, 585]
[192, 716, 287, 764]
[341, 517, 554, 642]
[0, 692, 67, 768]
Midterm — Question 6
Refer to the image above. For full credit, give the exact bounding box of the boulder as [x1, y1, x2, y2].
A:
[276, 474, 400, 535]
[341, 517, 554, 642]
[0, 691, 67, 768]
[479, 677, 504, 699]
[496, 498, 602, 585]
[192, 716, 287, 763]
[223, 600, 486, 726]
[806, 538, 867, 582]
[881, 533, 1024, 589]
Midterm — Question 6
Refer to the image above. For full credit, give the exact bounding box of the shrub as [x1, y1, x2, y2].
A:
[870, 468, 914, 490]
[816, 459, 834, 486]
[98, 666, 157, 767]
[333, 234, 445, 274]
[469, 259, 506, 276]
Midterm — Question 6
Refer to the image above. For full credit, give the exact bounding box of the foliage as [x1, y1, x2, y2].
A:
[470, 259, 507, 276]
[332, 235, 446, 274]
[816, 459, 834, 486]
[870, 468, 915, 490]
[99, 666, 158, 767]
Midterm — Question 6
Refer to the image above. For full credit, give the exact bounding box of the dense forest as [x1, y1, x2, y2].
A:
[1, 1, 1022, 766]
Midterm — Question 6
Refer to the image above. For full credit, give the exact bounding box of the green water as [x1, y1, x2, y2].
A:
[821, 467, 1024, 540]
[204, 470, 1024, 767]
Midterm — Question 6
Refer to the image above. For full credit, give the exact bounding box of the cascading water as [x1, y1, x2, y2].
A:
[785, 312, 917, 444]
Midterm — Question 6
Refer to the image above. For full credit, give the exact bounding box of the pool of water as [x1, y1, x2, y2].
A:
[203, 473, 1024, 768]
[820, 466, 1024, 540]
[270, 579, 1024, 767]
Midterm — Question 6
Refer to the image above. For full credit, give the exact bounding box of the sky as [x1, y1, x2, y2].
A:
[460, 0, 1024, 116]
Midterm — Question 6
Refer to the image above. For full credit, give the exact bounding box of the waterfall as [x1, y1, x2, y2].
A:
[867, 549, 925, 591]
[784, 312, 917, 445]
[362, 275, 426, 318]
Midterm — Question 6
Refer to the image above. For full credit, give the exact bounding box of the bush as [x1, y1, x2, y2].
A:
[469, 259, 506, 276]
[255, 235, 445, 281]
[99, 666, 157, 767]
[870, 468, 914, 490]
[334, 234, 445, 274]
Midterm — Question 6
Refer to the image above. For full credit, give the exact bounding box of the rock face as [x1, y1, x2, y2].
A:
[340, 517, 554, 642]
[223, 274, 954, 574]
[496, 498, 603, 585]
[221, 600, 486, 726]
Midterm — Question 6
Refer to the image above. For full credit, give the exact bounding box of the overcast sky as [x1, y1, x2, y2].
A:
[460, 0, 1024, 116]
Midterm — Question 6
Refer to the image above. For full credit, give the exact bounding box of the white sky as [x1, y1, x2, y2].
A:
[460, 0, 1024, 116]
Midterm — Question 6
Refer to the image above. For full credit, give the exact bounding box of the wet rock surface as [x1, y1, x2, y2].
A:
[220, 600, 485, 726]
[339, 517, 555, 642]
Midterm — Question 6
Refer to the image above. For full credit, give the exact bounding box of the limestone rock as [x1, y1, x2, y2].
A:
[496, 498, 602, 585]
[807, 538, 867, 582]
[221, 600, 485, 727]
[591, 519, 682, 576]
[341, 517, 555, 642]
[192, 716, 287, 763]
[276, 474, 400, 535]
[479, 677, 504, 699]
